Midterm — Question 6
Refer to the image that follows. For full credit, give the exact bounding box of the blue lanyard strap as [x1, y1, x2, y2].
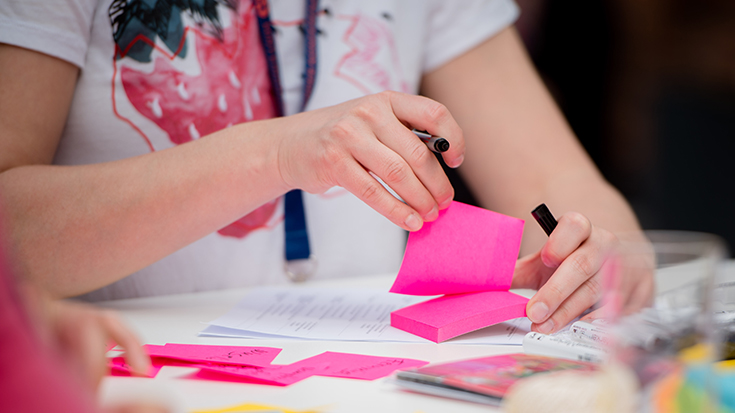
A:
[253, 0, 319, 265]
[253, 0, 285, 117]
[301, 0, 318, 112]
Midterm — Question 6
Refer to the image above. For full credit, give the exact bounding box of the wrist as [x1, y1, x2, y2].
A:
[236, 118, 294, 196]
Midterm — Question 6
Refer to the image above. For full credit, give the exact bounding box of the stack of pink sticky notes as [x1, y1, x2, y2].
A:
[390, 201, 529, 343]
[109, 343, 428, 386]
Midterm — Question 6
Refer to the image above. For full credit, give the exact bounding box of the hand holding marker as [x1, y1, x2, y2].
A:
[525, 204, 610, 362]
[369, 129, 451, 205]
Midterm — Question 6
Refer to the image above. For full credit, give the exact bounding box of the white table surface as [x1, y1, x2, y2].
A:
[96, 274, 533, 413]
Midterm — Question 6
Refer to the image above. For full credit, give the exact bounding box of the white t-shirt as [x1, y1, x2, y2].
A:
[0, 0, 518, 300]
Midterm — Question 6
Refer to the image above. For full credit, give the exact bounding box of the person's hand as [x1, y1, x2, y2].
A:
[273, 91, 465, 231]
[47, 300, 151, 388]
[511, 212, 655, 333]
[20, 289, 152, 390]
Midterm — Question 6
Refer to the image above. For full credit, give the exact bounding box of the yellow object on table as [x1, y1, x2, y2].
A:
[191, 402, 320, 413]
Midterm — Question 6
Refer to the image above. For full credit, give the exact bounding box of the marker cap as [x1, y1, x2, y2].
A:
[532, 203, 558, 236]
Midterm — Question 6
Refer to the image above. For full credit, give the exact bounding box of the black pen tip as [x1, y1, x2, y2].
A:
[435, 139, 450, 153]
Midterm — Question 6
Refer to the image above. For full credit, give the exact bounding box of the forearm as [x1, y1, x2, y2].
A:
[0, 119, 288, 297]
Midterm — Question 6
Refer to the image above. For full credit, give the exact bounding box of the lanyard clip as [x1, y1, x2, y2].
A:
[284, 255, 318, 282]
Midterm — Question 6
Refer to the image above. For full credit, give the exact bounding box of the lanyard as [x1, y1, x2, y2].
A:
[253, 0, 319, 281]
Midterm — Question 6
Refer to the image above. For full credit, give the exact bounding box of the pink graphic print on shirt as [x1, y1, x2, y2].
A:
[112, 2, 279, 238]
[334, 13, 410, 95]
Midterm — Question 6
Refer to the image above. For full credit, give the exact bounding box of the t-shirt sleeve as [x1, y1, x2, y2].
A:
[0, 0, 98, 69]
[422, 0, 520, 73]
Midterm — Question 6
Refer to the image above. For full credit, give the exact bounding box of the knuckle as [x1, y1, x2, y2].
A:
[545, 282, 566, 303]
[566, 211, 592, 235]
[407, 142, 433, 168]
[541, 245, 564, 268]
[581, 277, 604, 302]
[359, 181, 382, 203]
[570, 253, 596, 278]
[317, 148, 348, 189]
[330, 152, 350, 174]
[320, 141, 346, 167]
[383, 159, 409, 184]
[351, 102, 381, 124]
[424, 101, 450, 126]
[328, 119, 357, 141]
[376, 90, 397, 102]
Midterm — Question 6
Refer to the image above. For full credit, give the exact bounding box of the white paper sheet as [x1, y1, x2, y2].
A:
[201, 287, 529, 345]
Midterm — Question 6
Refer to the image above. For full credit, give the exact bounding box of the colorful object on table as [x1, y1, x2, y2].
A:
[108, 356, 163, 378]
[650, 360, 735, 413]
[191, 402, 319, 413]
[144, 343, 281, 367]
[389, 201, 524, 296]
[108, 344, 427, 386]
[394, 353, 597, 406]
[389, 201, 528, 342]
[678, 362, 735, 413]
[391, 291, 528, 343]
[651, 367, 684, 413]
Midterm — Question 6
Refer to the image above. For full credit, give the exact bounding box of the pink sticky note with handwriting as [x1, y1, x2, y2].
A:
[390, 201, 524, 296]
[390, 290, 529, 343]
[300, 351, 428, 380]
[109, 356, 163, 378]
[144, 344, 280, 367]
[195, 360, 330, 386]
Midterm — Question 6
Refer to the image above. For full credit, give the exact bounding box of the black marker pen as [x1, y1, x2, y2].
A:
[532, 203, 558, 236]
[412, 129, 450, 153]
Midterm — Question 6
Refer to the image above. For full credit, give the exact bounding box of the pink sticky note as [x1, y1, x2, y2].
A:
[195, 360, 331, 386]
[301, 351, 429, 380]
[143, 344, 281, 367]
[390, 290, 529, 343]
[389, 202, 524, 296]
[109, 356, 163, 378]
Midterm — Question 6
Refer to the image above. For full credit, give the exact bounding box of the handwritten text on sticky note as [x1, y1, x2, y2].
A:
[144, 344, 280, 367]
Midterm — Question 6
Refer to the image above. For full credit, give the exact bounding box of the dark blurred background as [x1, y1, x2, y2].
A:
[446, 0, 735, 255]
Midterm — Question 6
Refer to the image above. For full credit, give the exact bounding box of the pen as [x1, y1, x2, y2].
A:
[369, 171, 405, 203]
[412, 129, 450, 153]
[531, 203, 557, 236]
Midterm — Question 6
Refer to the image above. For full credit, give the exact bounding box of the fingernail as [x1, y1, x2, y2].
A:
[528, 302, 549, 323]
[537, 319, 555, 334]
[405, 214, 423, 231]
[439, 198, 452, 209]
[424, 205, 438, 221]
[451, 154, 464, 168]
